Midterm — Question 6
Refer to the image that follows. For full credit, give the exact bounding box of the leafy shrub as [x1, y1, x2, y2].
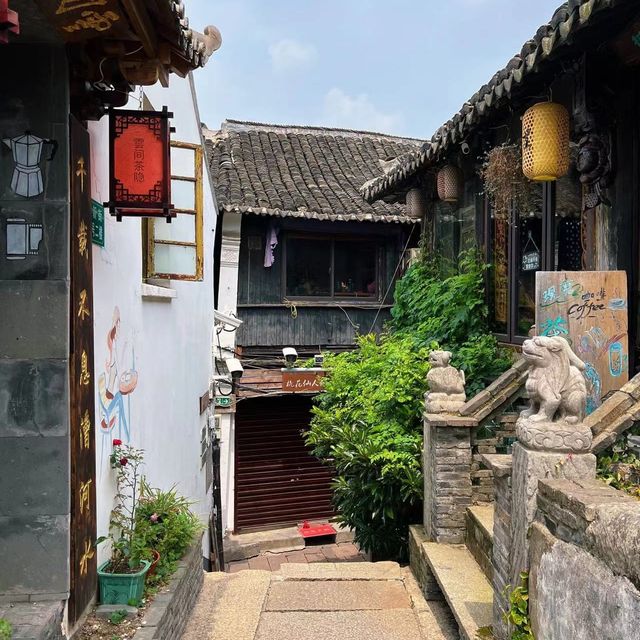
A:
[0, 618, 11, 640]
[134, 480, 202, 586]
[306, 249, 511, 559]
[597, 425, 640, 498]
[307, 334, 431, 559]
[504, 572, 534, 639]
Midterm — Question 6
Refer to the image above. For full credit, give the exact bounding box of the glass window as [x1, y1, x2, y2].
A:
[334, 240, 377, 297]
[285, 236, 380, 299]
[555, 162, 583, 270]
[285, 238, 331, 297]
[145, 142, 203, 281]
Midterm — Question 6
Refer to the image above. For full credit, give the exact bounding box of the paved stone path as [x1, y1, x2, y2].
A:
[182, 561, 458, 640]
[226, 542, 366, 572]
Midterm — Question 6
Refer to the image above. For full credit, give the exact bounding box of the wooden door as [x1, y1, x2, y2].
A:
[68, 116, 97, 624]
[234, 396, 334, 532]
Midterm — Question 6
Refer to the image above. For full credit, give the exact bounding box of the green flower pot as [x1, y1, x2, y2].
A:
[98, 560, 151, 605]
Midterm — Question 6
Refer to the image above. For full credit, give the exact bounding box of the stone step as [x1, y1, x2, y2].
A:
[181, 570, 270, 640]
[422, 541, 493, 640]
[278, 561, 402, 581]
[465, 505, 494, 582]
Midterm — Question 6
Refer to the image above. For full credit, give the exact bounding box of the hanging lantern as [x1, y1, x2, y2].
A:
[406, 187, 426, 218]
[105, 106, 174, 221]
[436, 165, 461, 203]
[522, 102, 570, 181]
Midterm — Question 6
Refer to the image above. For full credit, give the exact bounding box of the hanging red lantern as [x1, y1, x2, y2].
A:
[437, 165, 461, 203]
[0, 1, 19, 44]
[105, 107, 174, 221]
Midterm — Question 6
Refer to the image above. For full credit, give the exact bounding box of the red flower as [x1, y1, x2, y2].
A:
[119, 457, 128, 466]
[113, 439, 122, 446]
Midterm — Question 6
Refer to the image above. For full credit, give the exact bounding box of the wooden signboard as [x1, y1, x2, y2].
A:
[282, 369, 325, 394]
[535, 271, 628, 414]
[69, 116, 97, 624]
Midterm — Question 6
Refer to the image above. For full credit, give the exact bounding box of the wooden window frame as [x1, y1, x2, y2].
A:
[144, 141, 204, 281]
[282, 233, 383, 303]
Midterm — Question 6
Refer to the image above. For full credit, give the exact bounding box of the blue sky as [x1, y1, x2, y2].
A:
[187, 0, 561, 140]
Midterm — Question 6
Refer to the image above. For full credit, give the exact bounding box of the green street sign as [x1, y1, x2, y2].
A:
[91, 199, 105, 247]
[215, 396, 232, 407]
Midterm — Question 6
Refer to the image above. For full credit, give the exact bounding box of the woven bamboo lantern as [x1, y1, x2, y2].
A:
[522, 102, 570, 181]
[406, 187, 426, 218]
[436, 165, 461, 203]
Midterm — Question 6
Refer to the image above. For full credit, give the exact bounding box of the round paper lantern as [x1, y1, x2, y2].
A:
[437, 165, 461, 203]
[522, 102, 570, 181]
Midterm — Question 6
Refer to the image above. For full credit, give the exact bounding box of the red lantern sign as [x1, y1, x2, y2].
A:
[105, 107, 174, 221]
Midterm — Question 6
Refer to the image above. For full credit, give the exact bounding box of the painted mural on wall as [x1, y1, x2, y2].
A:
[535, 271, 628, 414]
[97, 306, 138, 464]
[3, 132, 57, 198]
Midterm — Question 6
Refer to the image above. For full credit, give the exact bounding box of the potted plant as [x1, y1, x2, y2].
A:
[97, 442, 151, 605]
[134, 479, 202, 586]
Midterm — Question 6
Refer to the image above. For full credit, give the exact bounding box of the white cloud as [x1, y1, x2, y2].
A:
[321, 88, 402, 134]
[268, 38, 317, 73]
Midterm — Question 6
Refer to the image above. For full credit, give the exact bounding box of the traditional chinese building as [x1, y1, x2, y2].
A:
[362, 0, 640, 371]
[0, 1, 220, 635]
[204, 121, 422, 534]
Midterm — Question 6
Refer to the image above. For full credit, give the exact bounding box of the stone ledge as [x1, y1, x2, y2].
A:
[423, 414, 478, 427]
[480, 454, 512, 478]
[0, 600, 64, 640]
[133, 536, 204, 640]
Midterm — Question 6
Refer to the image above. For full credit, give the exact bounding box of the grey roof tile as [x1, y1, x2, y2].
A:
[204, 121, 424, 223]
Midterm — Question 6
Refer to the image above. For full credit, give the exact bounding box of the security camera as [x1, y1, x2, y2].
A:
[214, 310, 243, 329]
[461, 142, 470, 155]
[224, 357, 244, 381]
[282, 347, 298, 367]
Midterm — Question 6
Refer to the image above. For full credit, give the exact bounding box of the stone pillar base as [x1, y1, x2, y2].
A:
[423, 413, 477, 543]
[510, 441, 595, 585]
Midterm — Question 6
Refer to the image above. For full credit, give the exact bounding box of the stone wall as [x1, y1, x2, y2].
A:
[530, 479, 640, 639]
[0, 44, 71, 601]
[133, 540, 204, 640]
[471, 414, 517, 504]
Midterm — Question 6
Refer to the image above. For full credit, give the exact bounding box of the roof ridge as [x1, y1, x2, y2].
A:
[220, 119, 425, 144]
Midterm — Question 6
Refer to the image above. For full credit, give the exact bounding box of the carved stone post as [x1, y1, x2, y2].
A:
[423, 351, 475, 543]
[509, 336, 596, 586]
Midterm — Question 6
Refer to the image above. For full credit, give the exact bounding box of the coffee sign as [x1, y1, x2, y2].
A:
[535, 271, 628, 414]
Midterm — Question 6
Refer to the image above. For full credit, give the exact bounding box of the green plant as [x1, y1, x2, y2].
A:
[97, 442, 146, 573]
[0, 618, 12, 640]
[134, 480, 202, 586]
[306, 250, 511, 559]
[597, 426, 640, 498]
[504, 572, 534, 640]
[108, 610, 128, 625]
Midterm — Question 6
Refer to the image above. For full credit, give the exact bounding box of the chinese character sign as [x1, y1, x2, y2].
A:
[106, 108, 173, 220]
[536, 271, 628, 414]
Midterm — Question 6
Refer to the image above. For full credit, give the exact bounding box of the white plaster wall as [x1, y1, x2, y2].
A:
[213, 211, 242, 533]
[89, 74, 217, 565]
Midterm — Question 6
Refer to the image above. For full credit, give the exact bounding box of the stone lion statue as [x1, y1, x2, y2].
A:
[425, 350, 466, 414]
[520, 336, 587, 424]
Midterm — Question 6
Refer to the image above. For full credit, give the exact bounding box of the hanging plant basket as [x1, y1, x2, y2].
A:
[479, 144, 531, 220]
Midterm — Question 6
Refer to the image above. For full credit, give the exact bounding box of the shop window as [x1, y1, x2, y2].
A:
[486, 161, 584, 343]
[285, 235, 379, 300]
[144, 141, 203, 281]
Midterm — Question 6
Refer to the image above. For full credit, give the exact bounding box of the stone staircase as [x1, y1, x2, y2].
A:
[182, 560, 459, 640]
[410, 505, 495, 640]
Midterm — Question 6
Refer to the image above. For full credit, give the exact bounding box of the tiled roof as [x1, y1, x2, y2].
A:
[204, 120, 424, 224]
[166, 2, 221, 69]
[361, 0, 632, 203]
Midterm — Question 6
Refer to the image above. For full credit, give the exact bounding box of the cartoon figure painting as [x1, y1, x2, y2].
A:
[98, 307, 138, 465]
